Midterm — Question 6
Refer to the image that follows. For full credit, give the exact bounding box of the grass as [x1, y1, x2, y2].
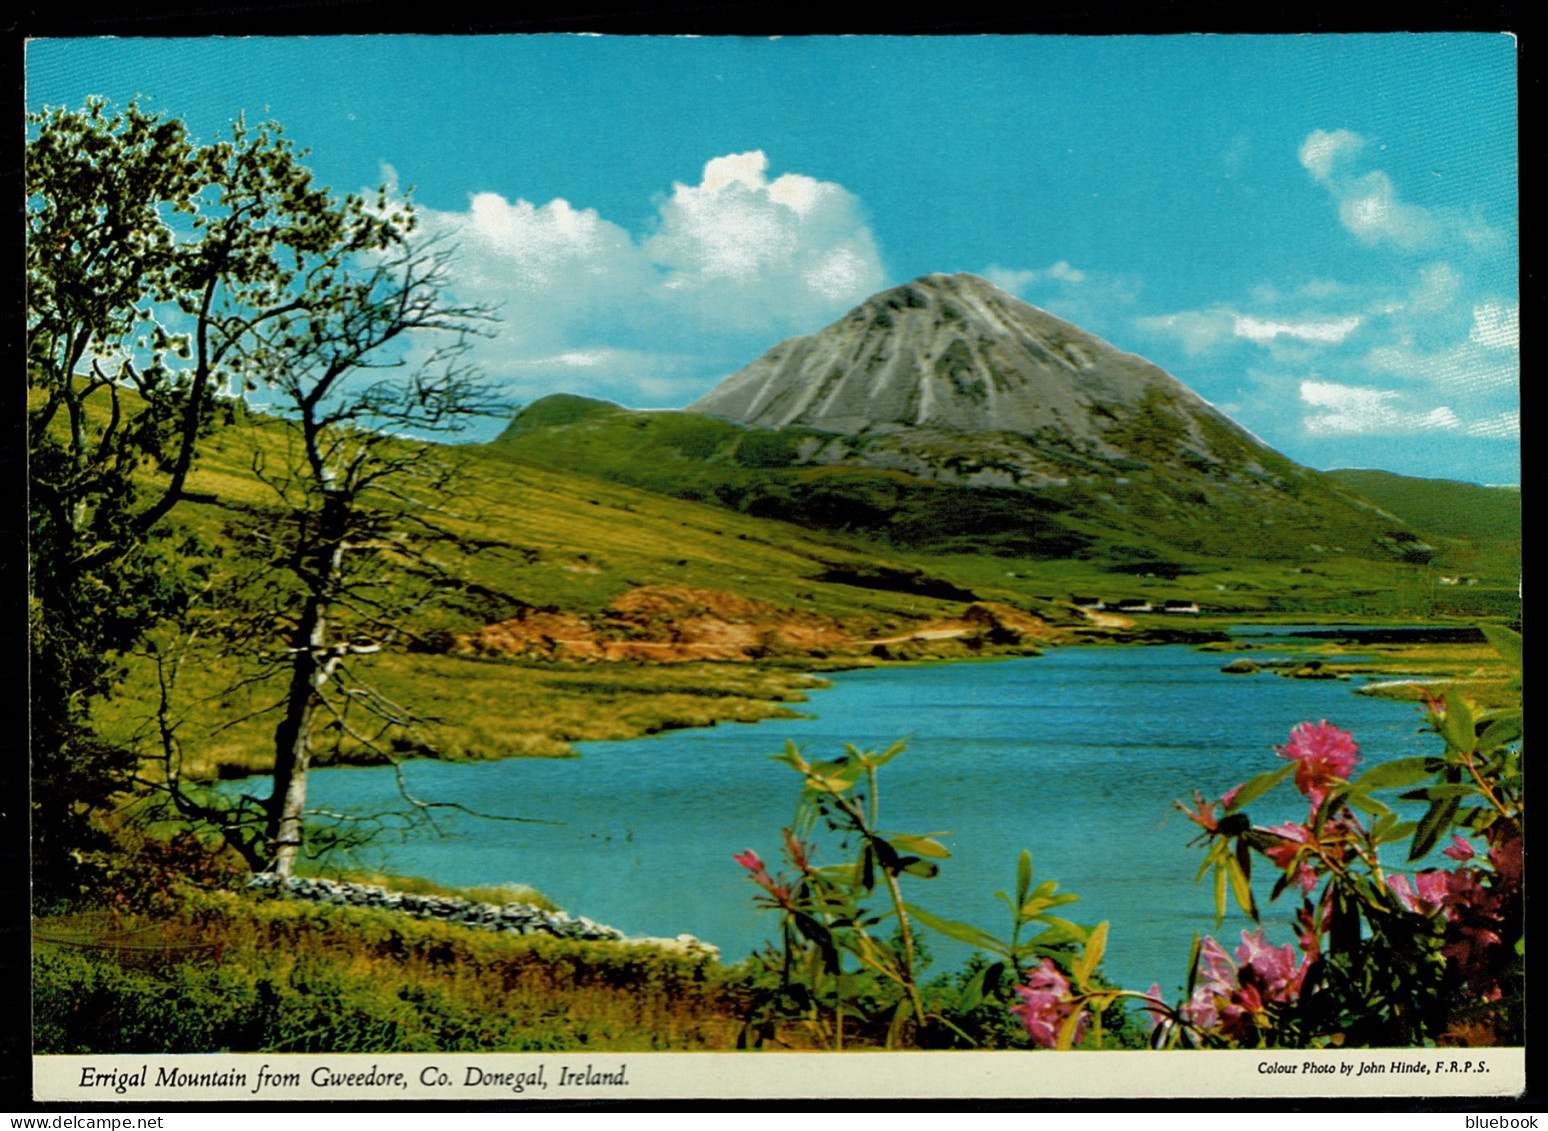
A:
[488, 394, 1510, 587]
[33, 887, 748, 1053]
[1200, 637, 1519, 709]
[99, 647, 832, 781]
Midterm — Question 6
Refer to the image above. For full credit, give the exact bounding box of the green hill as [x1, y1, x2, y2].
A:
[1325, 469, 1520, 543]
[490, 395, 1438, 575]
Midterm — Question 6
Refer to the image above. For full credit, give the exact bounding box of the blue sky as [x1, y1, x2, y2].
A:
[27, 35, 1519, 483]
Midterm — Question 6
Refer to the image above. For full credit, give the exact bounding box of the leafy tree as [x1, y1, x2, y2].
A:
[27, 98, 406, 897]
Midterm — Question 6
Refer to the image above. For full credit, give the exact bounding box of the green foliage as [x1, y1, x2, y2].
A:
[34, 889, 743, 1053]
[1172, 625, 1523, 1047]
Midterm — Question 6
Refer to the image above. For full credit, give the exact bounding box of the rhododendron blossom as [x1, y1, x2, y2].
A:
[1386, 871, 1450, 916]
[1276, 721, 1360, 807]
[1009, 958, 1086, 1049]
[1263, 822, 1319, 892]
[1442, 834, 1476, 862]
[1186, 930, 1309, 1042]
[733, 848, 796, 910]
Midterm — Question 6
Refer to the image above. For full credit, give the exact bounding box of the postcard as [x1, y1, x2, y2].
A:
[25, 33, 1522, 1103]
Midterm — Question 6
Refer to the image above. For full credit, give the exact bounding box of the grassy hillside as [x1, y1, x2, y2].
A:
[1326, 468, 1521, 607]
[95, 401, 1088, 781]
[1325, 468, 1520, 542]
[491, 396, 1466, 575]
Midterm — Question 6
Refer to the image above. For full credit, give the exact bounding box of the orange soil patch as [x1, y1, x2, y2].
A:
[463, 585, 855, 663]
[461, 587, 1070, 664]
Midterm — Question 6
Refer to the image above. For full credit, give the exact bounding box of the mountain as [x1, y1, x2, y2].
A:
[692, 271, 1234, 452]
[494, 274, 1439, 573]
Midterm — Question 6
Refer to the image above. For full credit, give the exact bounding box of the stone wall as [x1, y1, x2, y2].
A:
[247, 873, 719, 961]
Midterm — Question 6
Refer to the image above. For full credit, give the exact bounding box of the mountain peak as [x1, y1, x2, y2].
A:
[688, 272, 1206, 447]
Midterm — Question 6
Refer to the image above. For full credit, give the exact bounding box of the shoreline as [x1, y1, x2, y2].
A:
[207, 612, 1514, 784]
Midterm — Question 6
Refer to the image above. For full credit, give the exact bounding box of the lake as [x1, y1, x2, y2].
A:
[296, 635, 1429, 995]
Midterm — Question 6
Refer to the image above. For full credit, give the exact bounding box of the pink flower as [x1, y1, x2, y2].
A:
[1277, 721, 1360, 807]
[1387, 870, 1455, 917]
[1220, 783, 1244, 811]
[1442, 834, 1477, 862]
[1140, 984, 1169, 1033]
[1186, 931, 1308, 1042]
[1264, 823, 1319, 892]
[1181, 790, 1221, 833]
[1235, 929, 1306, 1000]
[1009, 958, 1086, 1049]
[734, 848, 796, 910]
[782, 828, 813, 872]
[733, 849, 765, 875]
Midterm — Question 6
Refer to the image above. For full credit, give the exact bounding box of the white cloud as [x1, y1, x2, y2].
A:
[1470, 302, 1519, 351]
[1465, 409, 1520, 439]
[1138, 307, 1361, 353]
[410, 150, 885, 405]
[1298, 128, 1502, 253]
[981, 260, 1088, 295]
[1364, 339, 1518, 395]
[1409, 263, 1463, 313]
[1300, 380, 1461, 436]
[1298, 128, 1364, 183]
[981, 266, 1041, 294]
[642, 150, 884, 330]
[1232, 313, 1363, 345]
[1337, 170, 1439, 250]
[1134, 309, 1237, 355]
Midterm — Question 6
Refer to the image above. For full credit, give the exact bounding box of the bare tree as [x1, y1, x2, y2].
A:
[175, 231, 513, 876]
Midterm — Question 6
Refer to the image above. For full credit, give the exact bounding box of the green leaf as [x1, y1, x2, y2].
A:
[1225, 763, 1295, 813]
[901, 858, 940, 879]
[1409, 795, 1462, 862]
[1477, 714, 1523, 754]
[1055, 1004, 1086, 1051]
[1353, 757, 1437, 791]
[1441, 687, 1476, 751]
[885, 996, 913, 1050]
[1345, 791, 1392, 819]
[1225, 853, 1258, 921]
[1184, 933, 1203, 1003]
[1029, 917, 1089, 947]
[1074, 920, 1109, 988]
[904, 903, 1008, 956]
[1480, 624, 1522, 670]
[1213, 860, 1228, 927]
[959, 962, 998, 1012]
[1021, 893, 1080, 917]
[888, 834, 951, 859]
[1016, 850, 1033, 907]
[1399, 783, 1478, 802]
[867, 739, 910, 767]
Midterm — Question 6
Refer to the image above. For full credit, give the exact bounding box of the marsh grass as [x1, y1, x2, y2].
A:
[100, 647, 830, 782]
[33, 888, 748, 1053]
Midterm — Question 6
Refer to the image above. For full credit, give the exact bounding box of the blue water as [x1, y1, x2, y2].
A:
[294, 641, 1426, 995]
